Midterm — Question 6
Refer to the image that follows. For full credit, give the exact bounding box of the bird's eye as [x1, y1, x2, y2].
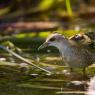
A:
[49, 38, 55, 41]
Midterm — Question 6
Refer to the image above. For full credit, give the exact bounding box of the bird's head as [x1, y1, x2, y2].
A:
[38, 33, 67, 50]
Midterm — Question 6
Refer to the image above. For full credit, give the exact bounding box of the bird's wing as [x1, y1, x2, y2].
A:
[69, 32, 95, 52]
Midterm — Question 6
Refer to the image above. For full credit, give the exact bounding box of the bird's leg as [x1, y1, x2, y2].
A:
[82, 67, 87, 78]
[70, 67, 73, 72]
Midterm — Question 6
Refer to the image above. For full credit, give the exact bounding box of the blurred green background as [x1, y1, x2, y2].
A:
[0, 0, 95, 95]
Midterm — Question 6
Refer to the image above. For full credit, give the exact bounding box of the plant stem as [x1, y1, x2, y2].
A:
[0, 45, 51, 74]
[65, 0, 73, 17]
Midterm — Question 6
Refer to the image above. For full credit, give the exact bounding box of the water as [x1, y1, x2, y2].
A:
[0, 52, 93, 95]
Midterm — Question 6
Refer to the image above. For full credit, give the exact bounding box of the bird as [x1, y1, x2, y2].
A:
[38, 32, 95, 77]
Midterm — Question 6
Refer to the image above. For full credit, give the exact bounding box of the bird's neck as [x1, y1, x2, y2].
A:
[58, 39, 76, 49]
[57, 39, 78, 56]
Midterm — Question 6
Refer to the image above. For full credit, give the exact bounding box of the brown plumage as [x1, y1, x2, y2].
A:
[70, 32, 95, 52]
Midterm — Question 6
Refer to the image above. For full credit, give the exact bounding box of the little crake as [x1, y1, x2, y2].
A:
[38, 33, 95, 77]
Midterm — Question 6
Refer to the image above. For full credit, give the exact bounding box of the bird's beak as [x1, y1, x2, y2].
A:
[38, 42, 49, 50]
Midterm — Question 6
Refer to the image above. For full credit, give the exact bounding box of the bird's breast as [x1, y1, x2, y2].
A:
[61, 48, 86, 68]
